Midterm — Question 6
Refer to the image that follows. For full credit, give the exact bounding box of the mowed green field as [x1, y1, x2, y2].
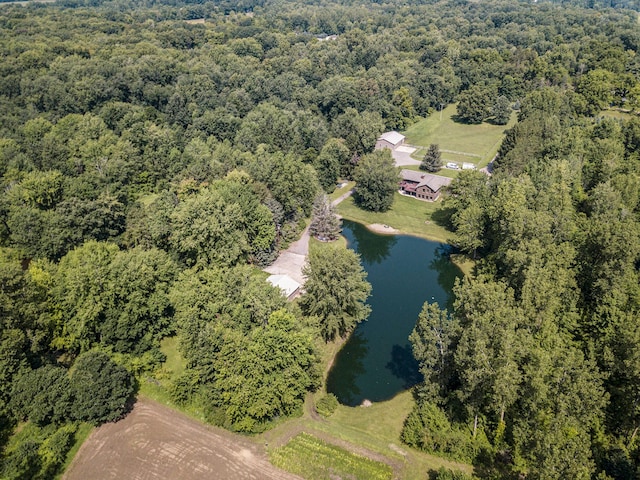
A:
[403, 104, 517, 167]
[336, 193, 451, 244]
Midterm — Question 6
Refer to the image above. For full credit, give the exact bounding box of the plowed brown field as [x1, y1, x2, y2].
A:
[63, 398, 301, 480]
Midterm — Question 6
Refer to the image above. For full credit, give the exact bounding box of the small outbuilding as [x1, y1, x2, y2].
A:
[375, 131, 406, 151]
[266, 274, 301, 301]
[399, 169, 452, 201]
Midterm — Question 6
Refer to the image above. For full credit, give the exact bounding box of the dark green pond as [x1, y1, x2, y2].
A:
[326, 220, 461, 406]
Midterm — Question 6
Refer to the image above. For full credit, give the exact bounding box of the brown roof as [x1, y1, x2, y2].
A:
[399, 169, 452, 192]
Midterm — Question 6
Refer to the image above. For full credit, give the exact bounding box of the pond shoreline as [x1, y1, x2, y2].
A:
[338, 212, 449, 244]
[366, 223, 400, 235]
[357, 221, 473, 277]
[327, 220, 460, 406]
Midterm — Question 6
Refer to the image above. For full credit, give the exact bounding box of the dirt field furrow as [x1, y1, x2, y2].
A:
[63, 398, 301, 480]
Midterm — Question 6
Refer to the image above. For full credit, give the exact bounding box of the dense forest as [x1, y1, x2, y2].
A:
[0, 0, 639, 478]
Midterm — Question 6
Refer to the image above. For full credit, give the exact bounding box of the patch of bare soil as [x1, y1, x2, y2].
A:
[367, 224, 400, 235]
[63, 398, 301, 480]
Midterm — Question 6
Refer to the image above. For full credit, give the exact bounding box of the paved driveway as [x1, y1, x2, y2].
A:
[263, 190, 354, 286]
[390, 145, 421, 167]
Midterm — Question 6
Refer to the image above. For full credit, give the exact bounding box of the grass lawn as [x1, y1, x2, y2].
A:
[138, 336, 212, 423]
[159, 336, 186, 378]
[450, 253, 475, 277]
[263, 388, 475, 480]
[329, 180, 355, 202]
[136, 192, 159, 206]
[401, 164, 463, 180]
[403, 104, 517, 166]
[309, 234, 347, 252]
[336, 193, 452, 244]
[312, 391, 475, 479]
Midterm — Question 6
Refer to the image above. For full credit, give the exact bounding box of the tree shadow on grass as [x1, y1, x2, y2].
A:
[450, 114, 482, 125]
[431, 205, 455, 231]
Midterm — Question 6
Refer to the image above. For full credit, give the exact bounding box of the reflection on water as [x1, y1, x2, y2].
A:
[326, 220, 461, 406]
[430, 245, 459, 311]
[325, 331, 368, 406]
[386, 344, 423, 390]
[349, 223, 397, 264]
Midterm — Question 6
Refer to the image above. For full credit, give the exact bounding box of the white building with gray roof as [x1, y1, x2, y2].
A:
[375, 131, 406, 151]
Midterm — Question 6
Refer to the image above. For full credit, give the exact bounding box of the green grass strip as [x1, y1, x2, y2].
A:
[270, 433, 392, 480]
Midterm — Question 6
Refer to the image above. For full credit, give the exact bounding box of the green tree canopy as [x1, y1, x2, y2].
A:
[456, 85, 495, 124]
[214, 309, 320, 432]
[9, 366, 71, 426]
[53, 242, 177, 355]
[309, 194, 341, 242]
[420, 144, 442, 173]
[68, 351, 134, 425]
[300, 245, 371, 341]
[315, 138, 350, 190]
[353, 150, 398, 212]
[491, 95, 512, 125]
[170, 186, 249, 267]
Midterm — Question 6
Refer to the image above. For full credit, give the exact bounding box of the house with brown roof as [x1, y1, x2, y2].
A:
[375, 131, 405, 151]
[399, 169, 452, 201]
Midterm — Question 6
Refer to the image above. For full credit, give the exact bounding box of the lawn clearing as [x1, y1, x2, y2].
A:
[160, 335, 185, 378]
[337, 193, 451, 243]
[270, 433, 393, 480]
[282, 390, 477, 480]
[138, 335, 212, 423]
[401, 164, 463, 179]
[599, 108, 637, 121]
[403, 104, 516, 166]
[410, 150, 476, 165]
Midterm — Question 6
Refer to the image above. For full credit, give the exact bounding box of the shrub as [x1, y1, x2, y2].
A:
[401, 401, 488, 463]
[429, 467, 475, 480]
[0, 423, 77, 480]
[315, 394, 339, 417]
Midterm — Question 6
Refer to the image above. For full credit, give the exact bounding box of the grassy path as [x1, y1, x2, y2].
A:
[261, 390, 474, 480]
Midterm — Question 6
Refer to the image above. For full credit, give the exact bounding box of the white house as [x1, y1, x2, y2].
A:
[375, 131, 405, 151]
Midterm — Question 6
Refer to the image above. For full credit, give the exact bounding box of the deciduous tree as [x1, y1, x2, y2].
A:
[491, 95, 512, 125]
[68, 351, 134, 425]
[410, 302, 458, 399]
[456, 85, 494, 124]
[353, 150, 398, 212]
[214, 310, 320, 432]
[300, 245, 371, 341]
